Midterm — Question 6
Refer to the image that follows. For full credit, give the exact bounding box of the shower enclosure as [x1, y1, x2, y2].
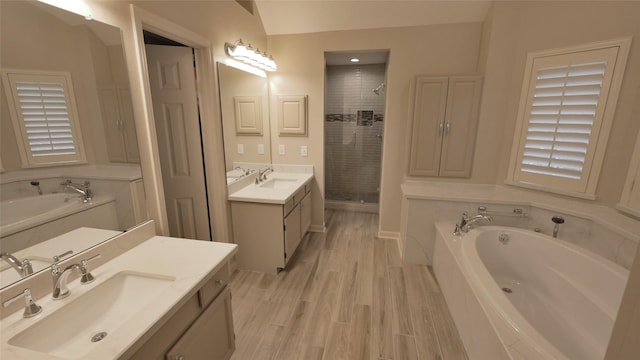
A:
[324, 54, 387, 211]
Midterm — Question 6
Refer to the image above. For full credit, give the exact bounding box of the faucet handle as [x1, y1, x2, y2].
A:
[79, 254, 101, 284]
[53, 250, 73, 263]
[3, 288, 42, 318]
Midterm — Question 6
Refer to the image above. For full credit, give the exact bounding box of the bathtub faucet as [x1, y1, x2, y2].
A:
[461, 214, 493, 233]
[61, 179, 92, 202]
[0, 253, 34, 278]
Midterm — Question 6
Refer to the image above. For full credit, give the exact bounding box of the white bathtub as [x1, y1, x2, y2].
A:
[0, 194, 118, 254]
[433, 222, 629, 360]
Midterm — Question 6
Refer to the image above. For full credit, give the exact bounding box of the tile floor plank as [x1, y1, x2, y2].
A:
[229, 209, 466, 360]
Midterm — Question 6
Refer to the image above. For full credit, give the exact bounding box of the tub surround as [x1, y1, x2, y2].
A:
[433, 222, 629, 359]
[401, 181, 640, 269]
[0, 225, 237, 359]
[0, 197, 119, 255]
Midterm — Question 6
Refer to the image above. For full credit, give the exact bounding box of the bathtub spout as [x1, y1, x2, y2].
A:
[61, 180, 92, 202]
[0, 253, 34, 278]
[462, 214, 493, 233]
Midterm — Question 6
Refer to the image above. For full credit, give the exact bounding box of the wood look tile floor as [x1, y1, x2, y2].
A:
[229, 209, 467, 360]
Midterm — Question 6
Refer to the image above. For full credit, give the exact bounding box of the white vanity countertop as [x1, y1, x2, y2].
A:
[0, 236, 237, 360]
[228, 171, 314, 204]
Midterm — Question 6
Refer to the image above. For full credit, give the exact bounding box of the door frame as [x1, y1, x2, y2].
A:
[128, 5, 229, 242]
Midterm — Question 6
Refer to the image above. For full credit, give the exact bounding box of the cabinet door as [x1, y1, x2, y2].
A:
[439, 76, 483, 178]
[165, 286, 235, 360]
[98, 85, 127, 163]
[408, 77, 448, 176]
[300, 192, 311, 236]
[117, 85, 140, 163]
[284, 203, 302, 265]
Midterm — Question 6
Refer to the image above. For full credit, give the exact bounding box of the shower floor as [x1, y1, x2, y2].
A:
[325, 190, 379, 204]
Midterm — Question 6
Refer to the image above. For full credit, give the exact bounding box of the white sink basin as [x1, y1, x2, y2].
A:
[0, 257, 53, 288]
[259, 178, 297, 189]
[8, 271, 175, 359]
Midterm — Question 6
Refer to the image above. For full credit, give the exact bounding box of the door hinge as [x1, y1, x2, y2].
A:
[284, 251, 287, 259]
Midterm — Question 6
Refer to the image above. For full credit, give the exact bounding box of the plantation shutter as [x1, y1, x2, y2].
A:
[514, 47, 619, 193]
[2, 71, 86, 166]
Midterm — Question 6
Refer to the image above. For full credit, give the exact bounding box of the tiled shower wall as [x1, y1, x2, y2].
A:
[325, 64, 385, 204]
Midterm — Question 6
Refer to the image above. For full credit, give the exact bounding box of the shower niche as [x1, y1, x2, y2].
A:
[324, 51, 388, 210]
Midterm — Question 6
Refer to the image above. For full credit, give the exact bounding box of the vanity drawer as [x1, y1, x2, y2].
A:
[293, 187, 306, 205]
[198, 262, 230, 308]
[284, 197, 295, 216]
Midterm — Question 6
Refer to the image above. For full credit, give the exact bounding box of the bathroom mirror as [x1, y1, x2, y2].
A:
[0, 1, 147, 289]
[217, 62, 272, 182]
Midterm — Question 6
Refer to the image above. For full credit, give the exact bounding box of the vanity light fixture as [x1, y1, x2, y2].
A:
[350, 58, 360, 63]
[225, 39, 277, 72]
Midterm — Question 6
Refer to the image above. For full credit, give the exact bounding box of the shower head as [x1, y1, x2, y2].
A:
[373, 83, 385, 95]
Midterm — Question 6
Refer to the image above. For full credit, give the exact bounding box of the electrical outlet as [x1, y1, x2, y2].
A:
[300, 145, 308, 156]
[258, 143, 264, 154]
[278, 144, 285, 155]
[237, 143, 244, 154]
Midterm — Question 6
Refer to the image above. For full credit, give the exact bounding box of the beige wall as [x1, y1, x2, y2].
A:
[0, 1, 113, 169]
[480, 1, 640, 206]
[268, 23, 483, 233]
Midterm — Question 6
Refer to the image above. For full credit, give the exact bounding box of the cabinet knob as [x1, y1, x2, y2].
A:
[174, 356, 184, 360]
[215, 279, 225, 286]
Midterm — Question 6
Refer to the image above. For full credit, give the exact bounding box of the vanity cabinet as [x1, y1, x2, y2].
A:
[231, 183, 311, 274]
[408, 75, 482, 178]
[98, 84, 140, 164]
[128, 263, 234, 360]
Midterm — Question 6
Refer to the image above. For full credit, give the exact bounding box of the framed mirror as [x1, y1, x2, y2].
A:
[0, 1, 147, 289]
[217, 63, 272, 182]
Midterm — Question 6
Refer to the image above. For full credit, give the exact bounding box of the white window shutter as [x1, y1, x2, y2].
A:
[511, 43, 626, 196]
[2, 70, 86, 166]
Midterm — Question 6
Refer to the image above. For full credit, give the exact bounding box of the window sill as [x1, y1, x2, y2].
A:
[504, 179, 597, 201]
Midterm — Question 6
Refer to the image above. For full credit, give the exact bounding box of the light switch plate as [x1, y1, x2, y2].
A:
[300, 145, 308, 156]
[237, 143, 244, 154]
[258, 143, 264, 154]
[279, 144, 285, 155]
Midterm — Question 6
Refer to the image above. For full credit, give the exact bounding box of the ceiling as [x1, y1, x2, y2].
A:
[254, 0, 493, 36]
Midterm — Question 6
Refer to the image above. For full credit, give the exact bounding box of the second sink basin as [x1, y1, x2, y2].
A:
[259, 178, 297, 189]
[8, 271, 175, 359]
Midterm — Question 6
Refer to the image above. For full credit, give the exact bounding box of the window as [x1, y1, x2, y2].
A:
[507, 39, 631, 199]
[1, 69, 86, 167]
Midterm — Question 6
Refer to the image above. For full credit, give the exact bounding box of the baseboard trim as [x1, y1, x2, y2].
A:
[378, 230, 400, 240]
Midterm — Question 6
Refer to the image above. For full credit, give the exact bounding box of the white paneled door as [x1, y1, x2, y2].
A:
[145, 44, 211, 240]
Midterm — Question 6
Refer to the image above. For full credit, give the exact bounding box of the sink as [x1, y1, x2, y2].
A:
[0, 257, 53, 288]
[259, 178, 297, 189]
[8, 271, 175, 359]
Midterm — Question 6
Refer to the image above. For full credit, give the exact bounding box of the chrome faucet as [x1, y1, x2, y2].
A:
[255, 167, 273, 183]
[61, 179, 92, 202]
[1, 253, 33, 278]
[50, 254, 101, 300]
[51, 263, 79, 300]
[460, 214, 493, 233]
